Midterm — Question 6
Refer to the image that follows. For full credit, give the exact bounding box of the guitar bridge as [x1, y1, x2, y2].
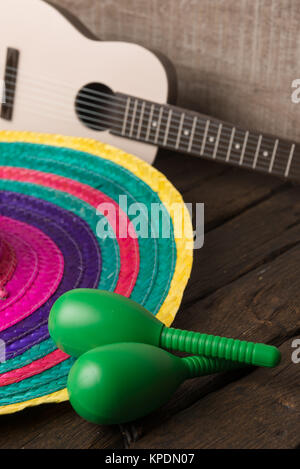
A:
[1, 47, 19, 121]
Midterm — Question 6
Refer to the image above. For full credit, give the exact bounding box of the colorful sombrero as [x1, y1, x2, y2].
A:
[0, 131, 193, 415]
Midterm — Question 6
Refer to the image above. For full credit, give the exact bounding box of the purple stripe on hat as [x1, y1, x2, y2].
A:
[0, 191, 101, 359]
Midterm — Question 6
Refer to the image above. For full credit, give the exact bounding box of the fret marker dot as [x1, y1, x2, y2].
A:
[183, 129, 190, 136]
[234, 143, 241, 150]
[152, 121, 157, 128]
[209, 136, 215, 143]
[263, 151, 269, 157]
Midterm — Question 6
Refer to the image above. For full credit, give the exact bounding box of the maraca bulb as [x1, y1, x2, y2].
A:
[67, 343, 240, 425]
[49, 289, 163, 357]
[67, 343, 187, 425]
[50, 289, 281, 368]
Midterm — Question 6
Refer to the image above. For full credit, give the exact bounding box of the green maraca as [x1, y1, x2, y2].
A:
[67, 342, 241, 425]
[49, 289, 281, 368]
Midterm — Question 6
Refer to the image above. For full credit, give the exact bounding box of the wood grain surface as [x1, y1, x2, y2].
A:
[1, 0, 300, 449]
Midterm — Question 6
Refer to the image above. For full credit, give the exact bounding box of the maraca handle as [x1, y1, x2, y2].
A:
[160, 327, 281, 368]
[182, 355, 241, 378]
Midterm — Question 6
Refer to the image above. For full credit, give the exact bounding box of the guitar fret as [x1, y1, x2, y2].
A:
[136, 101, 145, 140]
[268, 139, 279, 173]
[239, 131, 249, 165]
[176, 113, 185, 149]
[154, 106, 163, 144]
[200, 120, 210, 155]
[122, 97, 131, 136]
[163, 109, 173, 146]
[129, 99, 138, 138]
[285, 143, 295, 177]
[145, 104, 154, 141]
[226, 127, 236, 162]
[188, 116, 197, 152]
[212, 124, 223, 159]
[116, 94, 299, 182]
[252, 134, 262, 168]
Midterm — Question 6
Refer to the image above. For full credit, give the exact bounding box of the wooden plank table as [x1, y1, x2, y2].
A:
[0, 149, 299, 449]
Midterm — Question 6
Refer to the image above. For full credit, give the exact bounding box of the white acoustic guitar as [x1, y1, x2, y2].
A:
[0, 0, 299, 180]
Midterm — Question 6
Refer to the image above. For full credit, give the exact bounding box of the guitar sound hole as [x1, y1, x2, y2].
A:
[75, 82, 115, 131]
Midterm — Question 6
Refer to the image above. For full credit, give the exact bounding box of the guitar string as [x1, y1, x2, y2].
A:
[2, 81, 294, 158]
[2, 99, 298, 178]
[2, 84, 292, 156]
[2, 84, 298, 175]
[2, 68, 296, 151]
[2, 69, 296, 165]
[2, 67, 291, 154]
[5, 69, 263, 134]
[1, 75, 298, 174]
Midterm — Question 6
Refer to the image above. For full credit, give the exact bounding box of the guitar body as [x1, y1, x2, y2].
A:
[0, 0, 171, 164]
[1, 0, 298, 181]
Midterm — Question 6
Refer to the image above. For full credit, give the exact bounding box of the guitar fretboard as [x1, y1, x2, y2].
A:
[111, 93, 300, 181]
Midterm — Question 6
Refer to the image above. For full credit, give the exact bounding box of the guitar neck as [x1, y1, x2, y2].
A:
[111, 93, 300, 181]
